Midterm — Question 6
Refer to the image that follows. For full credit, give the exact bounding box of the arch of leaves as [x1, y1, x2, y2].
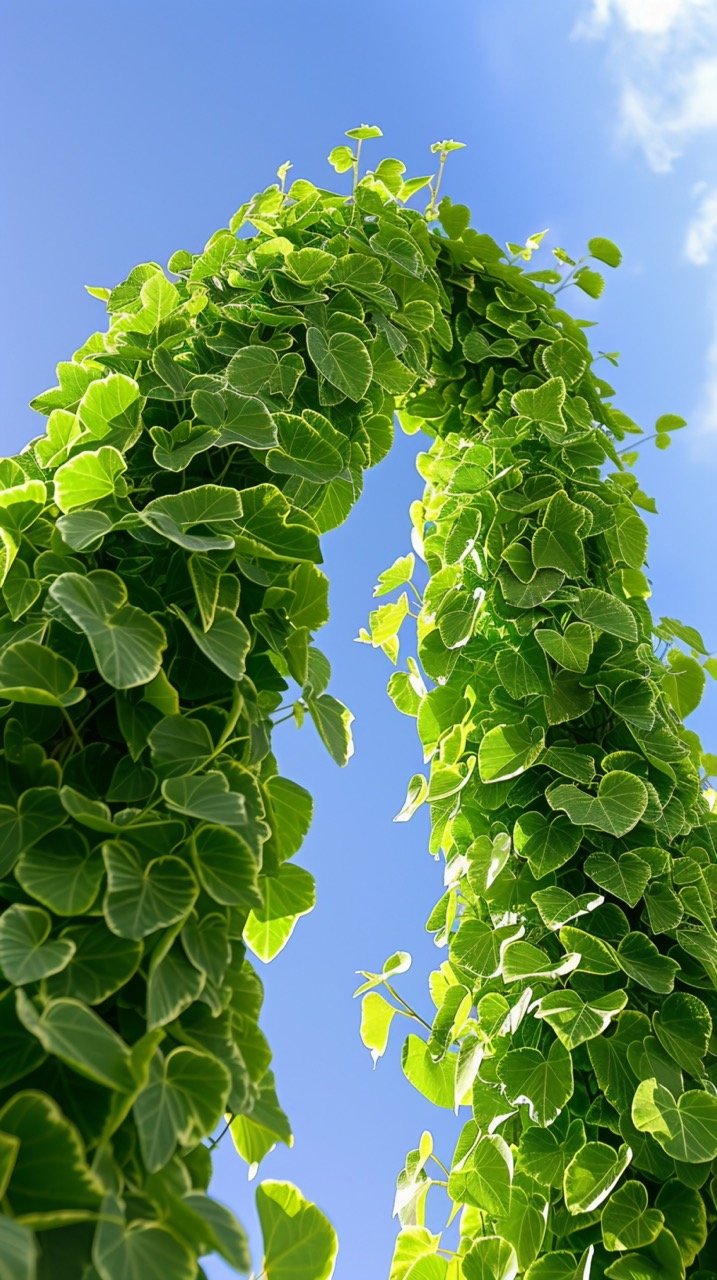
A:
[0, 129, 715, 1280]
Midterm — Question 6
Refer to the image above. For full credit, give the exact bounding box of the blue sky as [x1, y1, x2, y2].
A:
[2, 2, 717, 1276]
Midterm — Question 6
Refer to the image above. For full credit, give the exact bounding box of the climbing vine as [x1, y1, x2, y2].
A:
[0, 127, 713, 1279]
[358, 161, 717, 1277]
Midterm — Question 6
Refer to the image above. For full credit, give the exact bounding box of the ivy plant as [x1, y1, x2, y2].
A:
[0, 124, 712, 1280]
[356, 161, 717, 1277]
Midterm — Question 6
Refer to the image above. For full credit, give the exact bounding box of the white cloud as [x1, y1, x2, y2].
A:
[692, 310, 717, 439]
[576, 0, 717, 171]
[579, 0, 711, 38]
[685, 184, 717, 265]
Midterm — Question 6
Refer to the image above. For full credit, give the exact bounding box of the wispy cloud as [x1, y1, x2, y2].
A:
[576, 0, 717, 172]
[684, 184, 717, 440]
[685, 184, 717, 265]
[577, 2, 717, 442]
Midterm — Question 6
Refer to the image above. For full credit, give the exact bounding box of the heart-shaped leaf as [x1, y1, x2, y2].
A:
[256, 1180, 337, 1280]
[601, 1180, 664, 1252]
[307, 328, 373, 401]
[103, 841, 198, 940]
[616, 932, 680, 994]
[547, 771, 648, 837]
[162, 772, 247, 827]
[49, 569, 166, 689]
[584, 851, 651, 907]
[15, 830, 103, 916]
[498, 1038, 573, 1126]
[0, 905, 75, 984]
[243, 863, 316, 962]
[653, 992, 712, 1078]
[53, 445, 126, 512]
[535, 989, 627, 1050]
[632, 1078, 717, 1161]
[535, 622, 593, 673]
[564, 1141, 632, 1214]
[0, 640, 84, 707]
[512, 378, 567, 431]
[478, 717, 545, 783]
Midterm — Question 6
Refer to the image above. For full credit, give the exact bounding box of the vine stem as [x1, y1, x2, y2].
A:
[384, 982, 432, 1031]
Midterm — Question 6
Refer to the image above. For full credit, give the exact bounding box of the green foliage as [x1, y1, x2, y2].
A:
[2, 125, 714, 1278]
[0, 131, 445, 1277]
[355, 165, 717, 1276]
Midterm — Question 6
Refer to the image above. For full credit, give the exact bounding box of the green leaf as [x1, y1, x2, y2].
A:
[575, 267, 605, 299]
[501, 939, 580, 983]
[150, 421, 219, 472]
[347, 123, 383, 140]
[0, 642, 64, 707]
[328, 144, 355, 173]
[307, 328, 373, 401]
[632, 1078, 717, 1162]
[174, 605, 251, 681]
[77, 371, 141, 437]
[44, 921, 141, 1005]
[514, 810, 582, 878]
[234, 483, 320, 563]
[564, 1141, 632, 1214]
[560, 926, 619, 976]
[402, 1035, 456, 1108]
[140, 485, 243, 551]
[498, 1038, 574, 1126]
[616, 932, 680, 994]
[532, 492, 588, 575]
[267, 412, 346, 482]
[542, 338, 588, 385]
[307, 693, 354, 765]
[103, 841, 198, 939]
[478, 718, 545, 783]
[16, 993, 135, 1091]
[146, 944, 203, 1029]
[15, 831, 103, 916]
[360, 992, 398, 1064]
[463, 1238, 518, 1280]
[0, 1090, 102, 1218]
[93, 1195, 195, 1280]
[48, 569, 166, 689]
[652, 992, 712, 1077]
[448, 1133, 513, 1216]
[662, 650, 705, 718]
[0, 905, 75, 985]
[572, 589, 638, 642]
[512, 378, 567, 431]
[535, 989, 627, 1050]
[265, 776, 313, 862]
[524, 1251, 593, 1280]
[547, 772, 648, 837]
[0, 1219, 37, 1280]
[190, 824, 261, 908]
[535, 622, 594, 673]
[256, 1180, 337, 1280]
[148, 713, 213, 779]
[53, 445, 126, 512]
[655, 1181, 707, 1266]
[584, 851, 651, 907]
[588, 237, 623, 268]
[182, 1194, 250, 1272]
[161, 772, 247, 827]
[243, 863, 315, 962]
[601, 1180, 664, 1252]
[133, 1047, 230, 1171]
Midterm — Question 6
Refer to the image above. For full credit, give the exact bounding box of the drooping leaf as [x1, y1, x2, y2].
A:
[256, 1180, 337, 1280]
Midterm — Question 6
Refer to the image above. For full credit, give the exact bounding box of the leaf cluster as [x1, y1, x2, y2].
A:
[358, 196, 717, 1276]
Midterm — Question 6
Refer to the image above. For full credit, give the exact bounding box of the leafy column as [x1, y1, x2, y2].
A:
[359, 216, 717, 1276]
